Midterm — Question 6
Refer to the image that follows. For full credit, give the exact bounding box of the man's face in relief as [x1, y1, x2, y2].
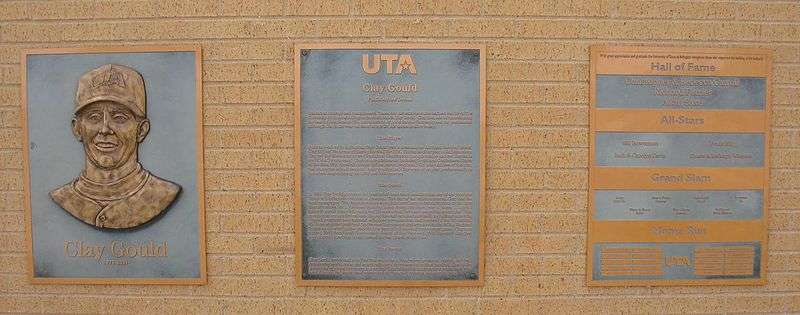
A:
[72, 101, 150, 170]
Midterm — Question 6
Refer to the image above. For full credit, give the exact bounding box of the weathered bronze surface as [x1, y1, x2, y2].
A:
[587, 46, 771, 286]
[50, 64, 180, 229]
[295, 44, 486, 286]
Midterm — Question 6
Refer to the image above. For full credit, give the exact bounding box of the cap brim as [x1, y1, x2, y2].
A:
[76, 95, 145, 117]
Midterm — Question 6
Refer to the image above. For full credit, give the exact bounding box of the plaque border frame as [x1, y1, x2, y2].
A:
[20, 45, 208, 285]
[586, 45, 772, 287]
[293, 43, 487, 287]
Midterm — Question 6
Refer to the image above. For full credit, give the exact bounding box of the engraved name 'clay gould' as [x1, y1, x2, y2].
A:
[49, 64, 180, 229]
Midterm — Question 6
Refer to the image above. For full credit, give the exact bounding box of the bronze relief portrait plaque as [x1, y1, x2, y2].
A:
[294, 44, 486, 286]
[587, 46, 771, 286]
[51, 64, 181, 229]
[22, 46, 206, 284]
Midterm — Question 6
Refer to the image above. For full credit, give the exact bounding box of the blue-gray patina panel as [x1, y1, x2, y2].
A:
[300, 49, 481, 281]
[596, 75, 765, 109]
[595, 132, 764, 167]
[27, 52, 201, 279]
[594, 190, 762, 220]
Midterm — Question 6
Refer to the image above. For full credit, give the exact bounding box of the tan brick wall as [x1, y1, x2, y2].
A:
[1, 0, 799, 313]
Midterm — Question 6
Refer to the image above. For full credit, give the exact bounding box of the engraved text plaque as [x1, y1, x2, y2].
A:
[295, 44, 486, 286]
[587, 46, 771, 286]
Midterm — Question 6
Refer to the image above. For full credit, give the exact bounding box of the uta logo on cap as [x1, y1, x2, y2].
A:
[90, 66, 127, 89]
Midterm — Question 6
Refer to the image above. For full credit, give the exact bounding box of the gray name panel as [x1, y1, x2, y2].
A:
[593, 242, 761, 281]
[595, 132, 764, 167]
[596, 75, 765, 110]
[594, 190, 763, 221]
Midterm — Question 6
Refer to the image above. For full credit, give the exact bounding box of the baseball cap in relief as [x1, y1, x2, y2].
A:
[75, 64, 146, 117]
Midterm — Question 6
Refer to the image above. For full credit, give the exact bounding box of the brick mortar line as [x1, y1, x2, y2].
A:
[205, 105, 292, 108]
[206, 169, 291, 173]
[488, 149, 588, 152]
[204, 103, 291, 106]
[204, 189, 293, 192]
[206, 191, 291, 194]
[483, 167, 591, 170]
[204, 167, 292, 171]
[204, 60, 292, 65]
[203, 124, 293, 127]
[1, 15, 799, 24]
[1, 37, 798, 45]
[470, 146, 593, 149]
[203, 80, 292, 84]
[205, 148, 292, 151]
[2, 290, 799, 299]
[204, 147, 294, 149]
[2, 38, 800, 45]
[207, 210, 288, 213]
[204, 82, 291, 87]
[0, 295, 788, 305]
[205, 125, 292, 130]
[720, 0, 800, 3]
[203, 59, 292, 63]
[468, 211, 586, 214]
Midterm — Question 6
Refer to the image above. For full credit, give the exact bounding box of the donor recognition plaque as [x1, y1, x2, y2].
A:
[588, 46, 771, 286]
[295, 44, 486, 286]
[22, 46, 206, 284]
